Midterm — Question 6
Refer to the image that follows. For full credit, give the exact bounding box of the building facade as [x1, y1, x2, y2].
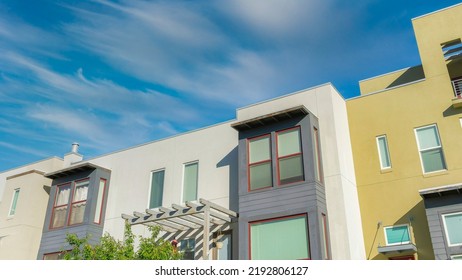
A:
[0, 84, 365, 260]
[347, 4, 462, 260]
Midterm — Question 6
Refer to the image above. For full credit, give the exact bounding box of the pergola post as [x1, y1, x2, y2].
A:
[203, 205, 210, 260]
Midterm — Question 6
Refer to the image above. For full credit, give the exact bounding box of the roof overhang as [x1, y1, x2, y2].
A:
[231, 105, 308, 131]
[419, 183, 462, 199]
[44, 162, 110, 179]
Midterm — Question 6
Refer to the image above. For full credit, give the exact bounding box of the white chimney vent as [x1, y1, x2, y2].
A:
[71, 142, 79, 153]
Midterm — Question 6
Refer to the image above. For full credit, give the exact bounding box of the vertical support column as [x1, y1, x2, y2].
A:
[203, 205, 210, 260]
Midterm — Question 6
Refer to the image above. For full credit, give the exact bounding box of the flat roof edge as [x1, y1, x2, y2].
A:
[412, 3, 462, 21]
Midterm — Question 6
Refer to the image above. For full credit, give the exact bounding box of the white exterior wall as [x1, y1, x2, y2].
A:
[236, 84, 365, 259]
[85, 121, 238, 240]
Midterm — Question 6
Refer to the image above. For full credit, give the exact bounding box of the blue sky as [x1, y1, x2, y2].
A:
[0, 0, 461, 171]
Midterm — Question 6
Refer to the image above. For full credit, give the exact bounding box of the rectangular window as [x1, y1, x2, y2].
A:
[8, 189, 20, 216]
[149, 170, 165, 208]
[442, 212, 462, 247]
[313, 127, 323, 182]
[183, 162, 198, 202]
[43, 252, 66, 260]
[250, 214, 310, 260]
[68, 179, 89, 225]
[277, 127, 304, 185]
[384, 225, 411, 245]
[321, 213, 330, 260]
[415, 125, 446, 173]
[179, 239, 195, 260]
[51, 183, 71, 228]
[93, 179, 107, 224]
[248, 135, 272, 191]
[451, 255, 462, 260]
[376, 135, 391, 169]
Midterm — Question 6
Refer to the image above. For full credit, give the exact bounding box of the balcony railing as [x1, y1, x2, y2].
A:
[452, 77, 462, 98]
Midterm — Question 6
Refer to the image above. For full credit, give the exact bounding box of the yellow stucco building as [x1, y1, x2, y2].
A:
[348, 4, 462, 260]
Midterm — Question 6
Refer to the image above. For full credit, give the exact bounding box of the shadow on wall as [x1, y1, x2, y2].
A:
[369, 200, 434, 260]
[216, 146, 239, 213]
[386, 65, 425, 89]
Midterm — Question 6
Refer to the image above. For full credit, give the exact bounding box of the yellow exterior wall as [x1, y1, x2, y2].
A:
[347, 4, 462, 260]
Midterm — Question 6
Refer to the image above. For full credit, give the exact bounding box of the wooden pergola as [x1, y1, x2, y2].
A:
[121, 198, 238, 259]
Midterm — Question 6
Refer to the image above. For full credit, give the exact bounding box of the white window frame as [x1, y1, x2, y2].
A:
[442, 212, 462, 247]
[451, 254, 462, 260]
[148, 168, 165, 209]
[376, 135, 391, 170]
[414, 124, 446, 174]
[384, 224, 411, 246]
[8, 188, 20, 217]
[182, 161, 199, 202]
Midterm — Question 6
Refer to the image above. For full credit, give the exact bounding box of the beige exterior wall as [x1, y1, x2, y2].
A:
[0, 158, 63, 259]
[347, 4, 462, 260]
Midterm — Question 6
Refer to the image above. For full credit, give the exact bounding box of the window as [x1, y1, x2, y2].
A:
[384, 225, 411, 246]
[183, 162, 198, 202]
[43, 251, 66, 260]
[277, 127, 304, 185]
[50, 178, 90, 229]
[376, 135, 391, 169]
[442, 212, 462, 247]
[250, 214, 310, 260]
[51, 183, 71, 228]
[93, 179, 107, 224]
[68, 179, 89, 225]
[149, 170, 165, 208]
[451, 255, 462, 260]
[179, 239, 195, 260]
[8, 188, 20, 216]
[321, 213, 330, 259]
[313, 127, 323, 182]
[415, 125, 446, 173]
[248, 135, 272, 191]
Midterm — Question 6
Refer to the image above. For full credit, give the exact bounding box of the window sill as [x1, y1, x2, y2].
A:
[380, 168, 393, 174]
[422, 170, 448, 178]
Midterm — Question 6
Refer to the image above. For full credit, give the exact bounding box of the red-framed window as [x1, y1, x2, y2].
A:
[93, 178, 107, 224]
[321, 213, 330, 260]
[50, 178, 89, 229]
[249, 214, 310, 260]
[313, 127, 323, 183]
[247, 134, 272, 191]
[50, 182, 72, 229]
[276, 127, 304, 185]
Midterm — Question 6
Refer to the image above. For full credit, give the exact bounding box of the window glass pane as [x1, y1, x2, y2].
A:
[452, 255, 462, 260]
[313, 128, 323, 182]
[250, 215, 309, 260]
[279, 155, 303, 184]
[385, 226, 410, 245]
[149, 170, 165, 208]
[9, 189, 20, 216]
[417, 126, 440, 149]
[421, 148, 446, 173]
[377, 136, 391, 168]
[249, 162, 272, 190]
[249, 136, 271, 163]
[94, 179, 106, 224]
[183, 162, 198, 202]
[69, 180, 89, 225]
[444, 213, 462, 246]
[180, 239, 195, 260]
[55, 184, 71, 206]
[52, 206, 68, 228]
[43, 252, 65, 260]
[277, 129, 301, 157]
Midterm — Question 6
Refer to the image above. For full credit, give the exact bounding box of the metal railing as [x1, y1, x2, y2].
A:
[452, 77, 462, 98]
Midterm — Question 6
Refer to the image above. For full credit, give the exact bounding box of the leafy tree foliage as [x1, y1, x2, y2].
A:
[63, 222, 182, 260]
